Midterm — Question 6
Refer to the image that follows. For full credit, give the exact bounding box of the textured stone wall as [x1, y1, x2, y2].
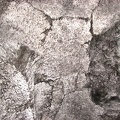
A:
[0, 0, 120, 120]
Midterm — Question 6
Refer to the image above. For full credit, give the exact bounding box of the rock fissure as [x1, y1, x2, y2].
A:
[90, 0, 101, 36]
[1, 0, 120, 120]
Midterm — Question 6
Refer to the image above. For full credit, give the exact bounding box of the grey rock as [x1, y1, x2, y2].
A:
[0, 0, 120, 120]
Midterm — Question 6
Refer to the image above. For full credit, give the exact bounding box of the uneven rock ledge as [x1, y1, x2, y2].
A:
[0, 0, 120, 120]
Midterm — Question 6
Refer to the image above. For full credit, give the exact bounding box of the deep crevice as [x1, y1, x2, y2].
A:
[34, 73, 54, 86]
[89, 0, 101, 36]
[88, 21, 120, 107]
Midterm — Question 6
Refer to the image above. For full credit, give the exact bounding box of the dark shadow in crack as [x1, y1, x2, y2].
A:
[88, 21, 120, 106]
[13, 45, 36, 78]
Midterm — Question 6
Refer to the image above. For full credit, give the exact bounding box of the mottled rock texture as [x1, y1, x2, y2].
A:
[0, 0, 120, 120]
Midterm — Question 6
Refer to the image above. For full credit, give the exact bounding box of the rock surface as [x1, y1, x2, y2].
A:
[0, 0, 120, 120]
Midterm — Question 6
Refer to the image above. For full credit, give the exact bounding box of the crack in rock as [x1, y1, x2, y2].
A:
[90, 0, 101, 36]
[27, 1, 90, 21]
[34, 73, 54, 86]
[27, 1, 90, 44]
[0, 0, 120, 120]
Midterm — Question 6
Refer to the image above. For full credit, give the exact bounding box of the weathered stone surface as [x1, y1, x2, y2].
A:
[0, 0, 120, 120]
[0, 63, 32, 120]
[28, 0, 99, 18]
[54, 90, 103, 120]
[93, 0, 120, 34]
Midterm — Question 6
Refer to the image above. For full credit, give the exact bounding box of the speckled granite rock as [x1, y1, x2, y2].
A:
[0, 0, 120, 120]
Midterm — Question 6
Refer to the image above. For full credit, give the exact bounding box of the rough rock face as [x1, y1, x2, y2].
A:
[0, 0, 120, 120]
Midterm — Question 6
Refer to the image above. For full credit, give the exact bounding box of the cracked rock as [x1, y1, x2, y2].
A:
[0, 0, 120, 120]
[28, 0, 99, 19]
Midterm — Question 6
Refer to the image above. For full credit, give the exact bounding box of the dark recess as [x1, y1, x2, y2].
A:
[88, 21, 120, 106]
